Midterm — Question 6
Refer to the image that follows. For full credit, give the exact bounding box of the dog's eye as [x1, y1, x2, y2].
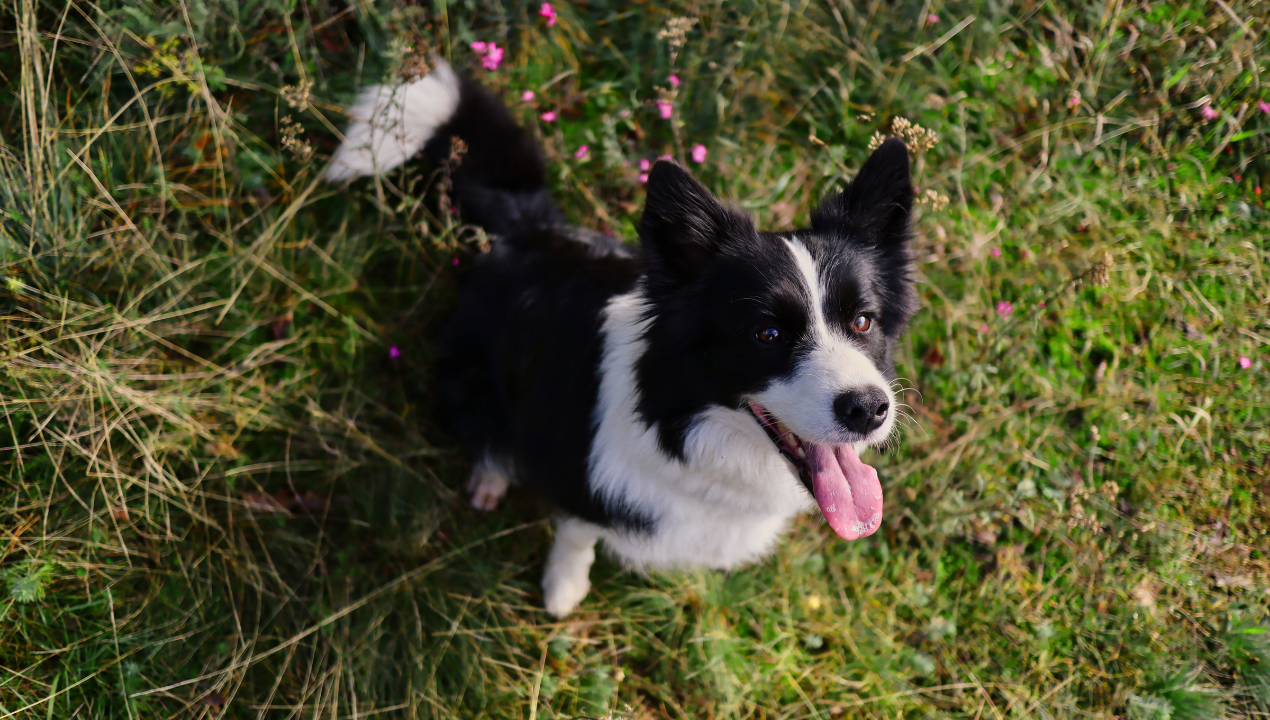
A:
[852, 315, 872, 332]
[755, 327, 782, 344]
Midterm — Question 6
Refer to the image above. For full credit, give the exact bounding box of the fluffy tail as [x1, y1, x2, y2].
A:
[326, 59, 559, 238]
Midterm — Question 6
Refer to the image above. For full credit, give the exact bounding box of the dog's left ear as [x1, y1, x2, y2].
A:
[811, 137, 913, 246]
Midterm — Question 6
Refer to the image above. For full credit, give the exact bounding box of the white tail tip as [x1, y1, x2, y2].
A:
[325, 60, 461, 182]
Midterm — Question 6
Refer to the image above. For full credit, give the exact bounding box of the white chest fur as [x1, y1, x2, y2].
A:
[586, 290, 817, 570]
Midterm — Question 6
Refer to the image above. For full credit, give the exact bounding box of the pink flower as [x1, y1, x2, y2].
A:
[990, 248, 1001, 258]
[639, 158, 650, 171]
[996, 300, 1014, 317]
[657, 101, 673, 119]
[522, 90, 535, 102]
[669, 74, 681, 87]
[389, 346, 401, 359]
[1038, 301, 1046, 308]
[690, 144, 707, 163]
[1200, 104, 1218, 121]
[540, 3, 558, 26]
[540, 111, 557, 122]
[1066, 92, 1081, 109]
[1259, 100, 1270, 114]
[480, 44, 504, 71]
[979, 324, 989, 334]
[926, 14, 940, 24]
[471, 41, 504, 70]
[574, 144, 589, 160]
[639, 173, 649, 183]
[1240, 356, 1252, 369]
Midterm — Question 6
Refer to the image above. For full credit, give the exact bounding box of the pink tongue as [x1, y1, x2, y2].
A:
[806, 443, 883, 540]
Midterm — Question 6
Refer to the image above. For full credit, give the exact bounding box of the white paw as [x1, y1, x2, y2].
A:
[542, 566, 591, 618]
[467, 466, 510, 512]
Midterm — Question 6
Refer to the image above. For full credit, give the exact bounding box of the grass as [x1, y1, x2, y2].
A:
[1, 0, 1269, 717]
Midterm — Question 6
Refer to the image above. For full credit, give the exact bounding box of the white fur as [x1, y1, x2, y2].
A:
[579, 288, 813, 574]
[548, 237, 895, 599]
[751, 238, 897, 445]
[542, 517, 602, 617]
[325, 60, 461, 182]
[467, 455, 513, 511]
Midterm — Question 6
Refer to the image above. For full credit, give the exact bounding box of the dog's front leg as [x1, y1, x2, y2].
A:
[542, 516, 601, 617]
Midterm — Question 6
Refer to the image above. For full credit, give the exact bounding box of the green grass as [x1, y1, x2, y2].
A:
[2, 0, 1269, 717]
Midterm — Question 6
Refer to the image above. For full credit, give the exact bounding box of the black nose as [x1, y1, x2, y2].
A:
[833, 388, 889, 434]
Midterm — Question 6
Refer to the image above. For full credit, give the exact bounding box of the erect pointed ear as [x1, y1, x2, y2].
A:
[811, 137, 913, 244]
[639, 160, 754, 277]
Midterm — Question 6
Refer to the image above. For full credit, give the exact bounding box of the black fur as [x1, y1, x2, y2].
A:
[811, 137, 919, 347]
[433, 70, 915, 532]
[437, 236, 653, 531]
[632, 148, 916, 459]
[430, 77, 651, 530]
[423, 74, 560, 239]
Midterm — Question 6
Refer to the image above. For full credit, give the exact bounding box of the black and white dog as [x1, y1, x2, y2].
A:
[327, 61, 916, 617]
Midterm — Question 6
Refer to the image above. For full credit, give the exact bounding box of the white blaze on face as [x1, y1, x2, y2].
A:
[751, 238, 896, 446]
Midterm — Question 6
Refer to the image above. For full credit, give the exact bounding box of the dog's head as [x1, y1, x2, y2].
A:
[635, 138, 916, 539]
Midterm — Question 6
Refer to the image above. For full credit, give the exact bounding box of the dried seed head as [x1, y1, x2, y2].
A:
[918, 188, 950, 211]
[281, 80, 314, 112]
[889, 116, 939, 152]
[656, 17, 699, 49]
[449, 136, 469, 166]
[280, 116, 314, 162]
[1091, 251, 1113, 287]
[866, 118, 938, 154]
[398, 34, 435, 82]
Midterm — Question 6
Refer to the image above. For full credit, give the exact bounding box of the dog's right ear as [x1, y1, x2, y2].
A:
[811, 137, 913, 247]
[640, 161, 754, 277]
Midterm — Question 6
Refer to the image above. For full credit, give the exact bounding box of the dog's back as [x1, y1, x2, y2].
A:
[438, 241, 643, 528]
[326, 60, 646, 528]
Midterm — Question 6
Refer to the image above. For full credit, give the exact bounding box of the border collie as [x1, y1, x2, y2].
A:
[327, 60, 916, 617]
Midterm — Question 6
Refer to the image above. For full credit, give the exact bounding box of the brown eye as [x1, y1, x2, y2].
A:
[756, 327, 782, 344]
[852, 315, 872, 332]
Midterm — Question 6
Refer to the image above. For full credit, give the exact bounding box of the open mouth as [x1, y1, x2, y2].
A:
[746, 401, 884, 541]
[748, 403, 814, 490]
